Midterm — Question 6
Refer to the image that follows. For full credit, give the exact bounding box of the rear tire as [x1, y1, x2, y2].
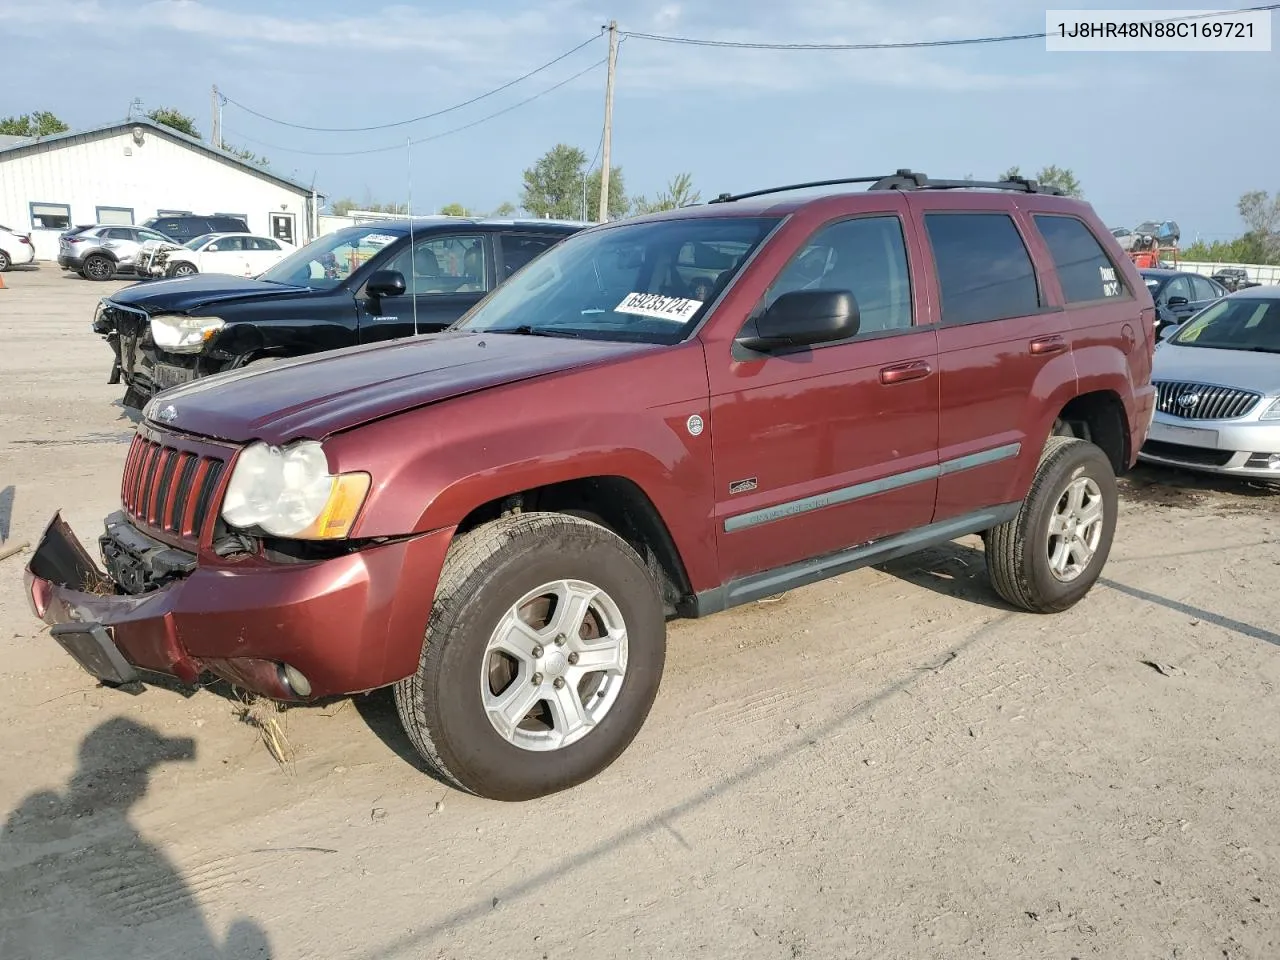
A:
[170, 262, 197, 278]
[0, 250, 11, 271]
[82, 254, 114, 281]
[394, 512, 666, 801]
[985, 436, 1117, 613]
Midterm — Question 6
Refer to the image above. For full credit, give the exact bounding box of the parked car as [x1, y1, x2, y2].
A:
[139, 232, 296, 279]
[1210, 267, 1261, 293]
[0, 223, 36, 271]
[1140, 286, 1280, 479]
[141, 215, 250, 244]
[59, 224, 178, 280]
[1111, 226, 1136, 251]
[26, 171, 1155, 801]
[1141, 268, 1227, 336]
[94, 218, 586, 405]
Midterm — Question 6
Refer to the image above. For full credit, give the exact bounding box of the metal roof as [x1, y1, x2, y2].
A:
[0, 119, 321, 196]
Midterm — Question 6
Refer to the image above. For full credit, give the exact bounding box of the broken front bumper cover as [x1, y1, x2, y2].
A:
[24, 512, 452, 701]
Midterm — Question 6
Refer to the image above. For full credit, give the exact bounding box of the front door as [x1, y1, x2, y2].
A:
[358, 233, 494, 343]
[912, 200, 1077, 522]
[708, 206, 941, 582]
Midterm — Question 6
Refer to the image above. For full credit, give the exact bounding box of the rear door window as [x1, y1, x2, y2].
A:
[498, 234, 560, 280]
[1034, 215, 1127, 303]
[1190, 275, 1220, 302]
[923, 213, 1042, 325]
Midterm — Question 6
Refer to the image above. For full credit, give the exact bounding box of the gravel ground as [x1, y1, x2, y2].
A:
[2, 265, 1278, 960]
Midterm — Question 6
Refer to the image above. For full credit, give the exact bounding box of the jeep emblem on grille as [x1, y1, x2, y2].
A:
[1176, 393, 1200, 408]
[156, 404, 178, 423]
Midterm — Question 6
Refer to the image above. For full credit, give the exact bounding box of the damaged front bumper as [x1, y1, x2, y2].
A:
[24, 512, 453, 701]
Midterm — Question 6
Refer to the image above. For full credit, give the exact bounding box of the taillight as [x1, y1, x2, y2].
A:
[67, 237, 87, 244]
[19, 237, 31, 245]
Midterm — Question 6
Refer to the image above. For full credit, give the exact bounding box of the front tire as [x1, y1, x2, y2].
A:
[170, 262, 197, 278]
[394, 512, 666, 801]
[985, 436, 1118, 613]
[82, 254, 114, 281]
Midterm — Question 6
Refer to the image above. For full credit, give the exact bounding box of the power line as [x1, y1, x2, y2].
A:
[622, 4, 1280, 50]
[223, 57, 607, 157]
[221, 33, 602, 133]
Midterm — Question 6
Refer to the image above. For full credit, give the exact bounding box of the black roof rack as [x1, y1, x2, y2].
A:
[708, 169, 1064, 204]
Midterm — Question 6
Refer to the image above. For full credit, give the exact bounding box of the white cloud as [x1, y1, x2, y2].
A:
[0, 0, 1106, 95]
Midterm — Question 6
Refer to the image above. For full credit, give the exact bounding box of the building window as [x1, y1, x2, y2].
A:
[96, 206, 135, 226]
[30, 202, 71, 230]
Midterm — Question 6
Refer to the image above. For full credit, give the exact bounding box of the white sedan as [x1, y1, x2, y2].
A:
[141, 232, 295, 279]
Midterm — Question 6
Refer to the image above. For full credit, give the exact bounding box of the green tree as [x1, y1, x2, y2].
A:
[632, 172, 701, 214]
[440, 203, 473, 217]
[998, 165, 1083, 198]
[521, 144, 628, 221]
[490, 201, 518, 217]
[587, 166, 628, 221]
[330, 198, 357, 216]
[147, 107, 200, 139]
[219, 140, 270, 168]
[1238, 190, 1280, 261]
[0, 111, 69, 137]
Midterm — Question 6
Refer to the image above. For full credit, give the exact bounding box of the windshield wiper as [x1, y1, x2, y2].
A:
[500, 324, 582, 339]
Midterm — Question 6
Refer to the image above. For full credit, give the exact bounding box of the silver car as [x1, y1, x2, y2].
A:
[1140, 285, 1280, 480]
[57, 224, 176, 281]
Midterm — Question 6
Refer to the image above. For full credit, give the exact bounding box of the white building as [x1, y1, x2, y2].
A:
[0, 119, 322, 261]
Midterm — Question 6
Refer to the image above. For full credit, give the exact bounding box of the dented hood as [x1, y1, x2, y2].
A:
[146, 330, 656, 445]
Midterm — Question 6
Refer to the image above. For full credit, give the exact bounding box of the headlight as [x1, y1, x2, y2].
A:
[150, 314, 225, 353]
[221, 440, 371, 539]
[1261, 399, 1280, 421]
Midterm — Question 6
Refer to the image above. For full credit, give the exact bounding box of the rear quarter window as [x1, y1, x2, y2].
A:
[1034, 215, 1128, 304]
[923, 212, 1042, 325]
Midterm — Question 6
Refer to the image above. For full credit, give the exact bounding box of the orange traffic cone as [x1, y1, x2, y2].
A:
[0, 273, 7, 289]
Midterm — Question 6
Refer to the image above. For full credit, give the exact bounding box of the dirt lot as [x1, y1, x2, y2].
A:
[2, 265, 1279, 959]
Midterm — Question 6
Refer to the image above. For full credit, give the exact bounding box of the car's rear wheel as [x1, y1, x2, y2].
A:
[82, 254, 114, 281]
[0, 250, 11, 272]
[394, 512, 666, 801]
[171, 262, 197, 277]
[984, 436, 1118, 613]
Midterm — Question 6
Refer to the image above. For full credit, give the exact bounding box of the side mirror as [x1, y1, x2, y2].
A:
[366, 269, 406, 298]
[1167, 295, 1189, 308]
[739, 290, 860, 352]
[1156, 323, 1181, 342]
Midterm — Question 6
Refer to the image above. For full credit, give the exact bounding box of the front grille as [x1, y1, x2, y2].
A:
[1141, 439, 1234, 467]
[1154, 380, 1261, 420]
[121, 434, 225, 539]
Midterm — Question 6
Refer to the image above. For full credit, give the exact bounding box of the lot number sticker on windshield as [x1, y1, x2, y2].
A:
[363, 234, 398, 247]
[616, 292, 703, 323]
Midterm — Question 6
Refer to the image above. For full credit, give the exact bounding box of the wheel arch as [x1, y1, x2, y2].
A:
[1052, 389, 1131, 475]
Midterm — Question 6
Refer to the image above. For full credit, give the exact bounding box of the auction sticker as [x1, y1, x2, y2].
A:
[616, 292, 703, 323]
[363, 233, 398, 247]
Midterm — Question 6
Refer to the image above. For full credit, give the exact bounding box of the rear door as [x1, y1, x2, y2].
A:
[1190, 274, 1224, 313]
[495, 232, 564, 283]
[358, 232, 495, 342]
[200, 236, 252, 276]
[911, 198, 1076, 522]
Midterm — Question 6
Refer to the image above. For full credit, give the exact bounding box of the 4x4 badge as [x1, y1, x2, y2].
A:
[686, 414, 705, 436]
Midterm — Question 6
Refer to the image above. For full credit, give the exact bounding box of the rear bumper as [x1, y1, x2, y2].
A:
[25, 512, 454, 700]
[7, 243, 36, 265]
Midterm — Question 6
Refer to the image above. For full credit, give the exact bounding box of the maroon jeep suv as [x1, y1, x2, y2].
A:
[26, 170, 1156, 801]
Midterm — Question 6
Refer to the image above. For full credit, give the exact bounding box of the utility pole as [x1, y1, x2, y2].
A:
[211, 85, 221, 148]
[597, 21, 618, 223]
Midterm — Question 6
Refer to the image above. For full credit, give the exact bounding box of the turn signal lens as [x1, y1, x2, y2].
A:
[295, 473, 372, 540]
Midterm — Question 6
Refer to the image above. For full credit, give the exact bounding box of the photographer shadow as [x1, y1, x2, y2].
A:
[0, 717, 271, 959]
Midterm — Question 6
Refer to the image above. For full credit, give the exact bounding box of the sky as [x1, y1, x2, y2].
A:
[3, 0, 1277, 239]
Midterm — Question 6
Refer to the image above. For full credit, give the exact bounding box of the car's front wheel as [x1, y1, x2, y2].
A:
[170, 262, 197, 277]
[394, 512, 666, 801]
[985, 436, 1118, 613]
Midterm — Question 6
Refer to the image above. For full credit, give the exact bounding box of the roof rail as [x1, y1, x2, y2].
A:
[708, 169, 1065, 204]
[868, 171, 1065, 196]
[708, 174, 900, 205]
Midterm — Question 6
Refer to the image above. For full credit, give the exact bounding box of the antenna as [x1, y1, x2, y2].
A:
[407, 137, 418, 337]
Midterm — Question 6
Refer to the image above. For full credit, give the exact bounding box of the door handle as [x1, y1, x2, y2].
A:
[1029, 335, 1067, 356]
[879, 360, 932, 385]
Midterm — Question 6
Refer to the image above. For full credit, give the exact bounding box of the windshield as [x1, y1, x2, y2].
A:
[1171, 297, 1280, 352]
[259, 225, 403, 288]
[455, 216, 780, 344]
[184, 233, 215, 250]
